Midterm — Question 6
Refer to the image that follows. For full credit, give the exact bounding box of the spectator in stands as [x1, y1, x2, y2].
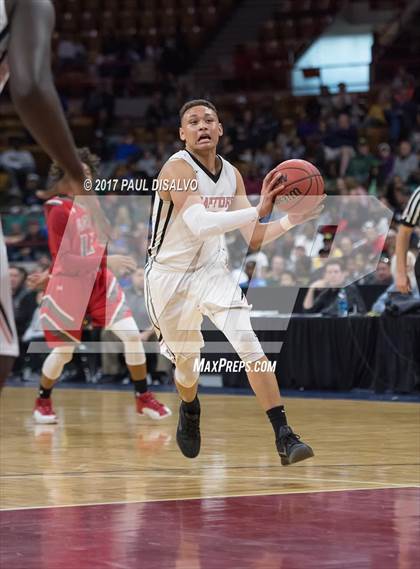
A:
[0, 137, 36, 194]
[390, 67, 416, 142]
[276, 230, 297, 264]
[334, 177, 348, 195]
[22, 173, 42, 206]
[252, 146, 271, 175]
[280, 271, 297, 286]
[365, 90, 389, 128]
[323, 113, 357, 177]
[145, 93, 169, 130]
[317, 85, 333, 118]
[233, 44, 250, 84]
[4, 222, 25, 260]
[346, 138, 377, 186]
[359, 257, 393, 286]
[332, 83, 352, 115]
[296, 102, 320, 142]
[9, 266, 37, 339]
[57, 34, 86, 67]
[343, 256, 357, 281]
[266, 255, 286, 286]
[83, 79, 115, 129]
[391, 141, 418, 183]
[135, 150, 158, 178]
[338, 236, 354, 258]
[242, 164, 263, 194]
[410, 110, 420, 152]
[285, 136, 305, 160]
[289, 245, 308, 273]
[28, 256, 51, 276]
[17, 219, 49, 260]
[9, 266, 38, 376]
[303, 260, 366, 316]
[295, 255, 313, 287]
[376, 142, 394, 188]
[113, 132, 141, 163]
[385, 175, 410, 214]
[391, 66, 415, 92]
[371, 252, 419, 314]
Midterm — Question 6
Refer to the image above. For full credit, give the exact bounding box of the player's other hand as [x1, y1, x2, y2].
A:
[27, 270, 49, 291]
[36, 173, 85, 201]
[395, 270, 411, 294]
[108, 255, 137, 276]
[37, 174, 112, 241]
[257, 168, 287, 218]
[288, 195, 326, 226]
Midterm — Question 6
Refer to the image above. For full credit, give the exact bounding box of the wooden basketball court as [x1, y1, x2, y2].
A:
[1, 387, 419, 567]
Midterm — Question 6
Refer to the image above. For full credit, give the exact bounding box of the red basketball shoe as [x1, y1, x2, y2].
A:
[33, 397, 58, 424]
[136, 392, 171, 420]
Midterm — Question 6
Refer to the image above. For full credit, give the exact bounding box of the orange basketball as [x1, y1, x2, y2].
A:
[273, 159, 324, 214]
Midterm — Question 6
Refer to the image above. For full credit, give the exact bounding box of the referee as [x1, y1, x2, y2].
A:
[396, 186, 420, 293]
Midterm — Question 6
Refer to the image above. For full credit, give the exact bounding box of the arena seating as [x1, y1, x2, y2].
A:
[232, 0, 340, 89]
[372, 8, 420, 82]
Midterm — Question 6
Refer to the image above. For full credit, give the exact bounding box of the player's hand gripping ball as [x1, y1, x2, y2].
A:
[272, 159, 325, 215]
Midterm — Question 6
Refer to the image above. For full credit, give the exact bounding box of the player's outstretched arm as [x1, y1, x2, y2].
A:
[395, 224, 413, 293]
[7, 0, 84, 185]
[232, 167, 324, 250]
[165, 160, 283, 239]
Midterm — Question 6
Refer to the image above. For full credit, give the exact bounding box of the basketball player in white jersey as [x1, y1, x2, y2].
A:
[0, 0, 88, 392]
[146, 100, 324, 464]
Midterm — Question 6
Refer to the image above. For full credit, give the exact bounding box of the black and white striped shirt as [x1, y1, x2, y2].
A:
[401, 186, 420, 228]
[0, 0, 9, 58]
[0, 0, 10, 93]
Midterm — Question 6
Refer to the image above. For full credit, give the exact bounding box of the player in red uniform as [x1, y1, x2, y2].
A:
[33, 148, 171, 423]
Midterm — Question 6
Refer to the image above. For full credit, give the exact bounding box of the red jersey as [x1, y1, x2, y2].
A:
[40, 196, 131, 345]
[44, 196, 106, 276]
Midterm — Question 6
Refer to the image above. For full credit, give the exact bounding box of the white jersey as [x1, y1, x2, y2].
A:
[0, 0, 10, 93]
[148, 150, 237, 271]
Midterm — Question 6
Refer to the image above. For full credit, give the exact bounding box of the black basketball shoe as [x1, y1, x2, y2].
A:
[276, 426, 314, 466]
[176, 400, 201, 458]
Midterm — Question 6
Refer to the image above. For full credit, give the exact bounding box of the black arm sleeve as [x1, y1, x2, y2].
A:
[7, 0, 84, 183]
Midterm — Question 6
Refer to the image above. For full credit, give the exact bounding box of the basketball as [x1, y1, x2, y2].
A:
[273, 159, 325, 214]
